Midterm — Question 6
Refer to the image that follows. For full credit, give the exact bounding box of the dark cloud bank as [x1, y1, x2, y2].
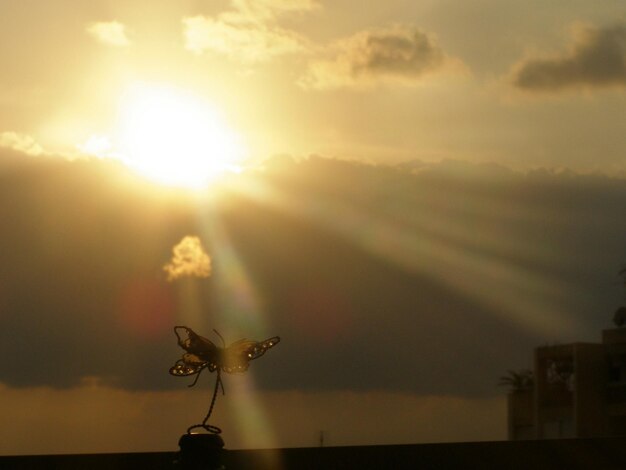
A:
[0, 151, 625, 399]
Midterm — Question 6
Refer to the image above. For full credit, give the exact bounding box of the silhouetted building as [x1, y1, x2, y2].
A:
[508, 318, 626, 440]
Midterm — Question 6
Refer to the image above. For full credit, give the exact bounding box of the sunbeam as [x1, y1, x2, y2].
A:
[198, 212, 268, 338]
[174, 204, 279, 448]
[226, 171, 586, 338]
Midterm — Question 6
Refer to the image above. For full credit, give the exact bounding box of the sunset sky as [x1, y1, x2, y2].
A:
[1, 0, 626, 456]
[2, 0, 626, 172]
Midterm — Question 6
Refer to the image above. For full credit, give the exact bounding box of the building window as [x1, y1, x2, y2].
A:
[546, 358, 575, 391]
[608, 354, 626, 384]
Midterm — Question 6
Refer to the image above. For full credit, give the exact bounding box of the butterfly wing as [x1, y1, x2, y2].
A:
[169, 353, 208, 376]
[170, 326, 280, 379]
[247, 336, 280, 360]
[221, 336, 280, 373]
[174, 326, 219, 361]
[170, 326, 221, 380]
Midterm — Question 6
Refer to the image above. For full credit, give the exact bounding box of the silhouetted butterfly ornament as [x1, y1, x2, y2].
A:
[169, 326, 280, 434]
[170, 326, 281, 387]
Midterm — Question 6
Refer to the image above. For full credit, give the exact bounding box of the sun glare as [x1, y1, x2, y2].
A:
[116, 84, 246, 189]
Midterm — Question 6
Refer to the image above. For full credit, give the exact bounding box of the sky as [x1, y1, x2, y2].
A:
[1, 0, 626, 456]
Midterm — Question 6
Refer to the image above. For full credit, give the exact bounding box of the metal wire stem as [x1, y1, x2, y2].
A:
[187, 370, 224, 435]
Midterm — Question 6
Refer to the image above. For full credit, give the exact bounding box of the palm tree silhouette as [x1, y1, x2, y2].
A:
[498, 369, 534, 393]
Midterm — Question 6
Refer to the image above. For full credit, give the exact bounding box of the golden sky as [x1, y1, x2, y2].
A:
[2, 0, 626, 456]
[2, 0, 626, 176]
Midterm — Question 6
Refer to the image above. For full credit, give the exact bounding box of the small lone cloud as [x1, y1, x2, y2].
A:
[511, 23, 626, 92]
[164, 236, 211, 281]
[87, 21, 132, 47]
[299, 26, 460, 90]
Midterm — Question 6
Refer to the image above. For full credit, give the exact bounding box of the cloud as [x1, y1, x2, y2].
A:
[86, 21, 132, 47]
[230, 0, 320, 22]
[76, 134, 115, 158]
[299, 26, 459, 90]
[511, 23, 626, 92]
[183, 16, 306, 63]
[0, 131, 44, 156]
[163, 236, 211, 281]
[182, 0, 316, 63]
[0, 381, 505, 455]
[1, 153, 625, 396]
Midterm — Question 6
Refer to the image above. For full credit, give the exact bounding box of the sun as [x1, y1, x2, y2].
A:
[116, 84, 246, 189]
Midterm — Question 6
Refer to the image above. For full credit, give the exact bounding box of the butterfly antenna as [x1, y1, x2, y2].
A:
[213, 329, 226, 348]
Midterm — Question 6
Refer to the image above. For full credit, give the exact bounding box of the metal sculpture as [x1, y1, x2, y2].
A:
[169, 325, 280, 434]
